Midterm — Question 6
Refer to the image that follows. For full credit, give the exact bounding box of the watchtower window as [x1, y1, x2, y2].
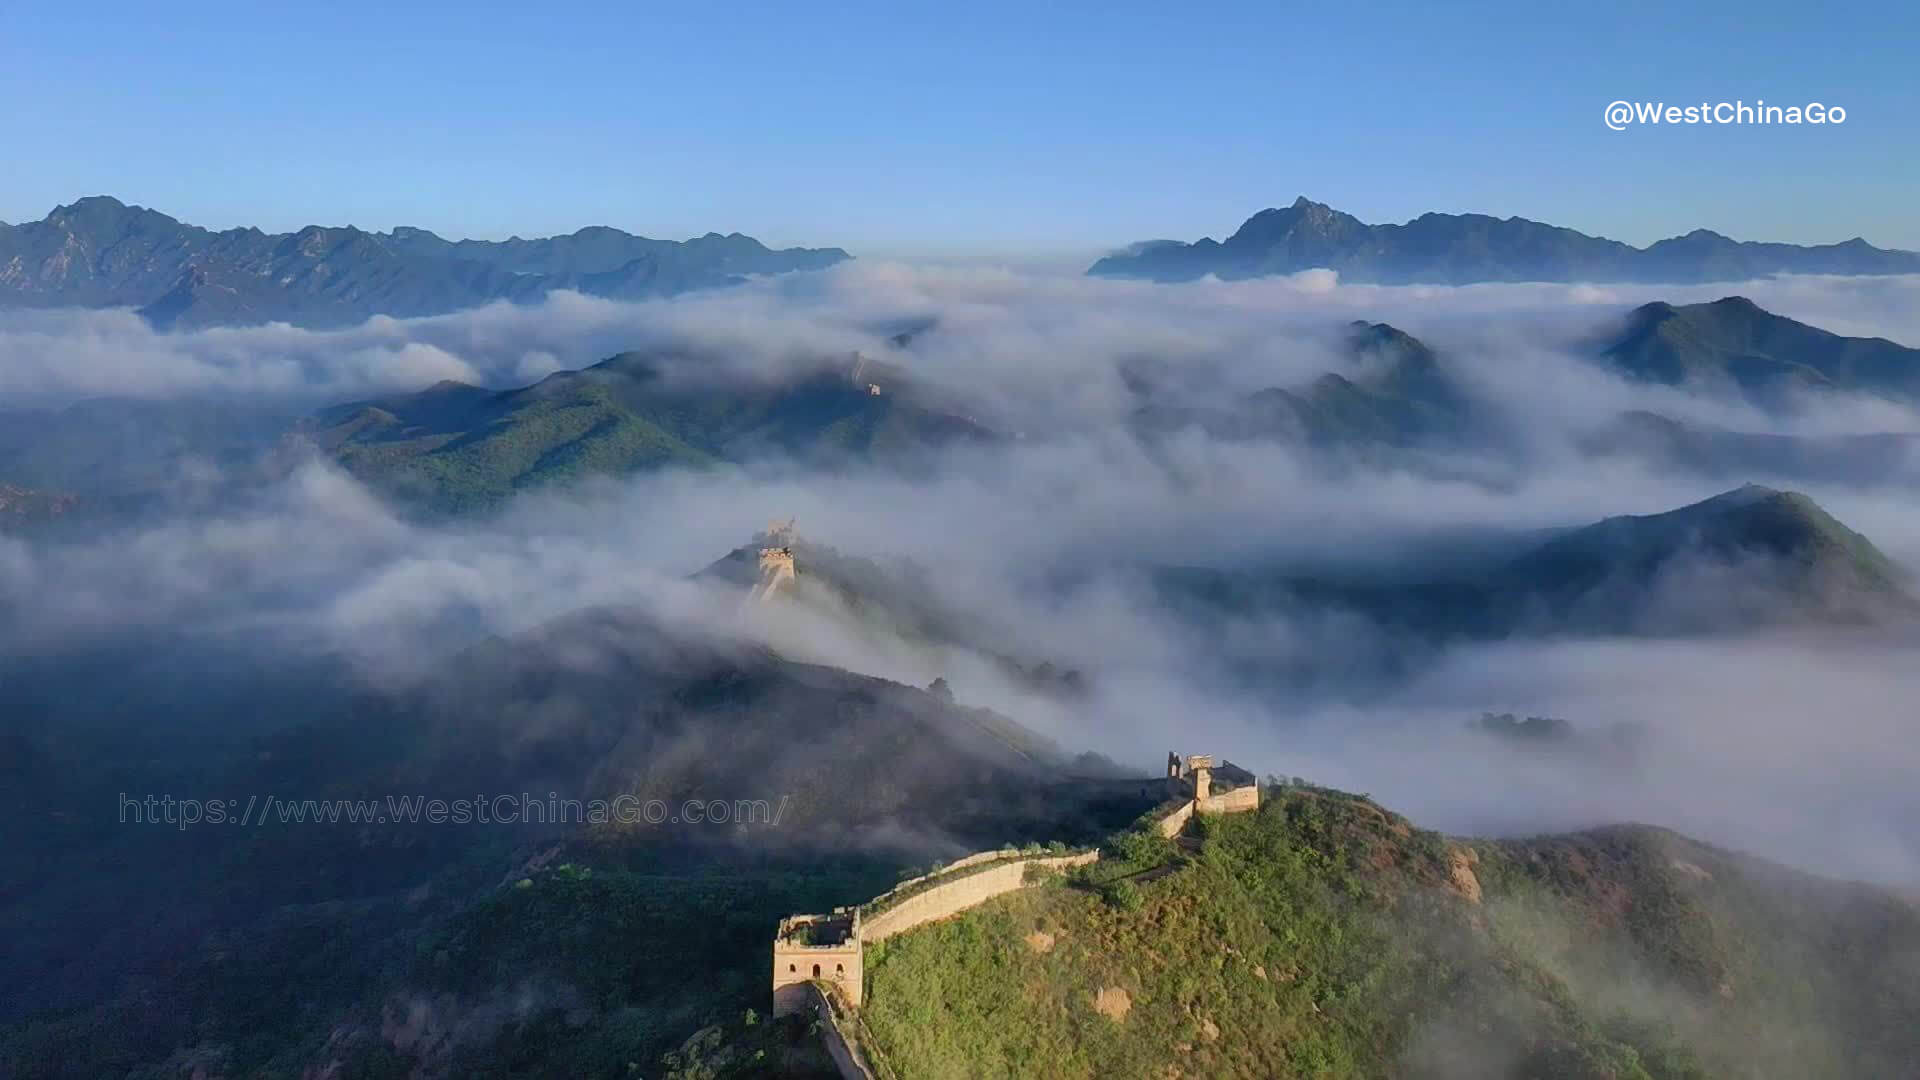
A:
[812, 964, 821, 978]
[788, 964, 796, 973]
[835, 963, 845, 974]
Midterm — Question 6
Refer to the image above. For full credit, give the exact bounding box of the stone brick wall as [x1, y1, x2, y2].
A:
[1154, 781, 1257, 837]
[1198, 785, 1259, 816]
[859, 852, 1098, 944]
[868, 848, 1023, 907]
[1155, 800, 1196, 837]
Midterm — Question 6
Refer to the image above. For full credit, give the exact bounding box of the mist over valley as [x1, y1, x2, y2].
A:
[6, 212, 1920, 1079]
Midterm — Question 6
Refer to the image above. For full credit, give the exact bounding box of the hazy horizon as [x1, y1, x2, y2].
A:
[11, 191, 1919, 262]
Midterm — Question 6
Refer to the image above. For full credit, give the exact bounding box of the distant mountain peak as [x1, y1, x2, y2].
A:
[421, 378, 484, 394]
[44, 195, 178, 235]
[1347, 319, 1421, 347]
[51, 194, 130, 215]
[1689, 481, 1809, 515]
[1491, 483, 1913, 632]
[1090, 200, 1920, 284]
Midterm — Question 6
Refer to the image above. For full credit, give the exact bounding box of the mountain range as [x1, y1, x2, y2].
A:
[3, 295, 1914, 519]
[0, 197, 850, 329]
[1088, 196, 1920, 284]
[1125, 297, 1920, 484]
[11, 195, 1920, 334]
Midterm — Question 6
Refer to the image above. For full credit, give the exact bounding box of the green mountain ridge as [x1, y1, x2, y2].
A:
[1601, 296, 1920, 405]
[1161, 484, 1913, 641]
[1502, 483, 1906, 605]
[305, 351, 994, 510]
[1131, 320, 1479, 450]
[836, 784, 1920, 1079]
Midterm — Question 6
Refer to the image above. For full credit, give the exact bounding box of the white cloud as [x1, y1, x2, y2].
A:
[7, 265, 1920, 885]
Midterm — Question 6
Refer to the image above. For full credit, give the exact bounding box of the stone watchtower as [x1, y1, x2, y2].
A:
[1186, 755, 1213, 801]
[771, 908, 863, 1016]
[750, 519, 798, 602]
[1166, 751, 1248, 811]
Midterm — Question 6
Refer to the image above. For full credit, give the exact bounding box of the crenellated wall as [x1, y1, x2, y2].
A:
[1155, 800, 1196, 838]
[1151, 750, 1262, 835]
[866, 848, 1023, 906]
[859, 852, 1098, 944]
[769, 750, 1262, 1074]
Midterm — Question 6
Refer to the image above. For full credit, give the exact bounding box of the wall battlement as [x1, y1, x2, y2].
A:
[771, 752, 1259, 1011]
[769, 752, 1262, 1078]
[1152, 750, 1259, 832]
[773, 908, 863, 1014]
[860, 851, 1098, 944]
[770, 851, 1096, 1019]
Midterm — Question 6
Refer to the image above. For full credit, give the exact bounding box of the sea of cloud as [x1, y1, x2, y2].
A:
[4, 263, 1919, 884]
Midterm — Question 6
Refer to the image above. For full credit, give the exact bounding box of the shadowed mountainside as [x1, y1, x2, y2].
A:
[0, 598, 1157, 1078]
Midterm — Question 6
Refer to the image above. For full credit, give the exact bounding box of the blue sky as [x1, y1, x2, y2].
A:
[4, 1, 1915, 255]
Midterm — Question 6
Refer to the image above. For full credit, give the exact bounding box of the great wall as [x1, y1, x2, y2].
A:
[749, 518, 798, 602]
[744, 522, 1264, 1076]
[769, 752, 1261, 1079]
